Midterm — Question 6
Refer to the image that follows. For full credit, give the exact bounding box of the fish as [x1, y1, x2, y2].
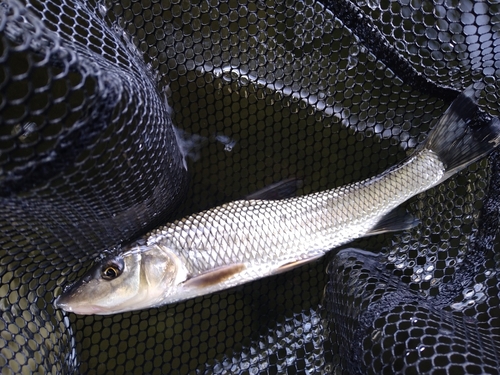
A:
[55, 87, 500, 315]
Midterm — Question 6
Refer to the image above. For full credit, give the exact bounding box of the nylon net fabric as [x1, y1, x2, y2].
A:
[0, 0, 499, 374]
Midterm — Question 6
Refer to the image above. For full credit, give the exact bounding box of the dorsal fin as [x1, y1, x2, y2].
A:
[245, 178, 302, 200]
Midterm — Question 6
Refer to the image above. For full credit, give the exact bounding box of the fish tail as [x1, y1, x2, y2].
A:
[423, 86, 500, 182]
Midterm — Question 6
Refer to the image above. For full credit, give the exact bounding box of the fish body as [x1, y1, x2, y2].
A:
[153, 149, 441, 287]
[55, 87, 500, 315]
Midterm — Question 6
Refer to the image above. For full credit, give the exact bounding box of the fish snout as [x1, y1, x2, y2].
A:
[54, 294, 74, 312]
[54, 293, 107, 315]
[54, 272, 96, 313]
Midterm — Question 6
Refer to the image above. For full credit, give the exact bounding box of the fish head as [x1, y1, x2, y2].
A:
[55, 243, 186, 315]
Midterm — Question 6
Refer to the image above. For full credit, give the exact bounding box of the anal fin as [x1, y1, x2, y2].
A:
[183, 264, 246, 288]
[367, 207, 419, 236]
[273, 254, 324, 275]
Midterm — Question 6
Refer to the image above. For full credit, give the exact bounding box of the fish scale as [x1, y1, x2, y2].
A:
[162, 150, 442, 276]
[55, 87, 500, 314]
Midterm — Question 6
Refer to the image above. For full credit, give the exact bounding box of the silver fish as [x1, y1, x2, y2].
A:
[55, 87, 500, 315]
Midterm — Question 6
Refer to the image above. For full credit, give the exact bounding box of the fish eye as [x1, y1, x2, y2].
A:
[101, 258, 124, 280]
[102, 266, 119, 279]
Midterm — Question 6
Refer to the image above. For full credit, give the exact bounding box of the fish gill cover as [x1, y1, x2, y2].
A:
[0, 0, 499, 374]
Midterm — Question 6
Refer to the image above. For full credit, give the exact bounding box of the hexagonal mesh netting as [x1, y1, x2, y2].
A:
[1, 0, 499, 374]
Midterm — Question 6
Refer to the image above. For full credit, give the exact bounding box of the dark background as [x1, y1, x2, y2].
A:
[1, 0, 499, 374]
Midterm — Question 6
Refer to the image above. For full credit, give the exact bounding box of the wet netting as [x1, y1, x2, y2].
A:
[1, 0, 499, 374]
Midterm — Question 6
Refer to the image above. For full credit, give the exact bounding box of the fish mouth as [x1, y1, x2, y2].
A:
[54, 295, 107, 315]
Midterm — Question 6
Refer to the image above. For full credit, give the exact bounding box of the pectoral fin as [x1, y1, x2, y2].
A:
[183, 264, 246, 288]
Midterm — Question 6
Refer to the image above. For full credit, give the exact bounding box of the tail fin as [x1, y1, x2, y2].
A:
[423, 86, 500, 181]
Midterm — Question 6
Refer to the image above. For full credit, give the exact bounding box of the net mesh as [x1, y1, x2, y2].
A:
[0, 0, 499, 374]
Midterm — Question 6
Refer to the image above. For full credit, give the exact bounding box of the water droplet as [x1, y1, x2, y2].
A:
[473, 292, 485, 301]
[450, 302, 464, 310]
[371, 329, 381, 341]
[463, 288, 474, 298]
[98, 2, 108, 17]
[365, 0, 379, 10]
[439, 326, 453, 335]
[347, 55, 358, 69]
[214, 134, 237, 152]
[16, 122, 37, 143]
[473, 283, 483, 292]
